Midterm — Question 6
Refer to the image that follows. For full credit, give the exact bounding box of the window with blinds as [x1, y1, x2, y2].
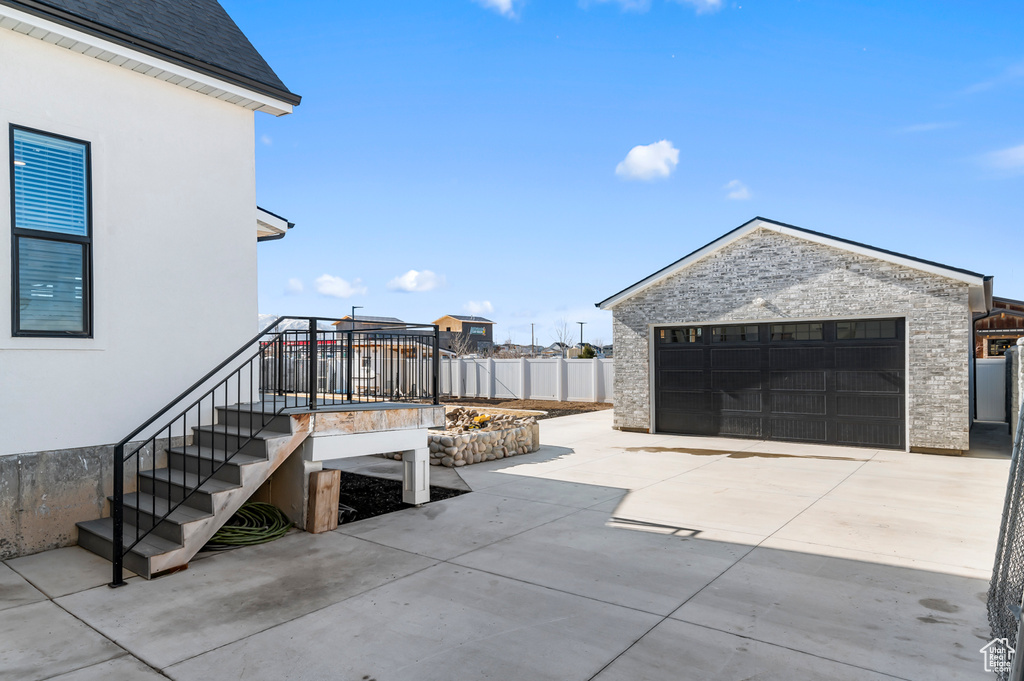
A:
[11, 126, 91, 336]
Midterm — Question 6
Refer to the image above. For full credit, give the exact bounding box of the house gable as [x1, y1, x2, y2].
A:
[597, 217, 990, 314]
[0, 0, 299, 115]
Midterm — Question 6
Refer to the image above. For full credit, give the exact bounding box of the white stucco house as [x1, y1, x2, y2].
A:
[0, 0, 299, 558]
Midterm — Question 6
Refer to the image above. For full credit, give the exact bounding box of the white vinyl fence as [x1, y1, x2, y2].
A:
[441, 357, 614, 404]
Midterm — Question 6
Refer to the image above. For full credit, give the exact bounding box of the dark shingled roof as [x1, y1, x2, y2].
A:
[448, 315, 494, 323]
[4, 0, 299, 104]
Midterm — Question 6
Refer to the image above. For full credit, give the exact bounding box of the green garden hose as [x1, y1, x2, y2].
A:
[203, 502, 293, 551]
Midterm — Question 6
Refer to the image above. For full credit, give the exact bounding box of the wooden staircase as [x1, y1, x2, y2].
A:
[77, 405, 310, 578]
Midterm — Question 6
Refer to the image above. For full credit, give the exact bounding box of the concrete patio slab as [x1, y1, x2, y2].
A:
[592, 617, 899, 681]
[771, 496, 1000, 572]
[0, 560, 45, 612]
[538, 467, 659, 492]
[673, 455, 864, 497]
[165, 563, 661, 681]
[56, 530, 437, 668]
[827, 466, 1007, 517]
[476, 475, 628, 509]
[601, 478, 820, 538]
[452, 508, 751, 615]
[44, 655, 166, 681]
[4, 409, 1009, 681]
[672, 545, 992, 681]
[335, 490, 578, 560]
[539, 448, 722, 484]
[760, 536, 993, 580]
[0, 601, 124, 681]
[5, 546, 138, 598]
[740, 439, 880, 459]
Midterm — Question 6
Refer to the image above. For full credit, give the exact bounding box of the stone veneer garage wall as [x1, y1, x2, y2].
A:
[611, 228, 973, 452]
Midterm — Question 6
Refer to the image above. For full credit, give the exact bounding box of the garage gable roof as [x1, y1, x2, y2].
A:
[596, 217, 991, 311]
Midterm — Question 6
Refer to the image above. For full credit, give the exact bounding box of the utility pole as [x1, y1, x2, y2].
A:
[531, 323, 535, 357]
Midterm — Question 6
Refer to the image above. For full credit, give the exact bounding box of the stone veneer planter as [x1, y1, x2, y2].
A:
[427, 421, 541, 467]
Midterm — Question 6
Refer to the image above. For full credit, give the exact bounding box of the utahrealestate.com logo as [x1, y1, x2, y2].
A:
[981, 638, 1015, 674]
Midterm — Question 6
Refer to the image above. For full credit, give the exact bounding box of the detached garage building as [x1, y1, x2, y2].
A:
[597, 217, 992, 454]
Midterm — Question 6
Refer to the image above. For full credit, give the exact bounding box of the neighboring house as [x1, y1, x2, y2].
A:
[597, 217, 992, 454]
[435, 314, 494, 354]
[335, 314, 407, 330]
[0, 0, 299, 559]
[540, 342, 570, 358]
[975, 297, 1024, 358]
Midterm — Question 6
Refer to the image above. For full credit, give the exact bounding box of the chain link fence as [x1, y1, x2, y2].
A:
[989, 405, 1024, 680]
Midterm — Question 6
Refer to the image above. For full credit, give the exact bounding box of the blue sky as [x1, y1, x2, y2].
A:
[229, 0, 1023, 345]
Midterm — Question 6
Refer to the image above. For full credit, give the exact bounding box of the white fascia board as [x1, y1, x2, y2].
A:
[0, 6, 294, 116]
[600, 218, 988, 310]
[256, 207, 289, 238]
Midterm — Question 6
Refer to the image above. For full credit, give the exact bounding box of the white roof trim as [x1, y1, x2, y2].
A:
[599, 218, 989, 311]
[0, 5, 294, 116]
[256, 207, 289, 239]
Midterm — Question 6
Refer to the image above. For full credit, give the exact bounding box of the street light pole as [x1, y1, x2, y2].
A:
[578, 321, 586, 349]
[350, 305, 362, 330]
[531, 323, 535, 358]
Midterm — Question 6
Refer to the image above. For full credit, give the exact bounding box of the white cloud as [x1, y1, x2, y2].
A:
[615, 140, 680, 181]
[671, 0, 722, 14]
[387, 269, 445, 293]
[285, 278, 303, 294]
[315, 274, 367, 298]
[260, 134, 273, 146]
[724, 179, 751, 200]
[982, 143, 1024, 172]
[473, 0, 519, 18]
[464, 300, 494, 315]
[898, 122, 957, 134]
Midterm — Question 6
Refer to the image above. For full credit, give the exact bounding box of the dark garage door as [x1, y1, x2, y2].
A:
[654, 318, 905, 449]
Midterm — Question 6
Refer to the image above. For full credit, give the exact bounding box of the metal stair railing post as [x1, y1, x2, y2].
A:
[110, 443, 126, 587]
[346, 329, 354, 402]
[432, 325, 440, 405]
[275, 334, 284, 396]
[308, 318, 319, 411]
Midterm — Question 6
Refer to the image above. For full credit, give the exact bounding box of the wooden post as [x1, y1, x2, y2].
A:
[306, 469, 341, 533]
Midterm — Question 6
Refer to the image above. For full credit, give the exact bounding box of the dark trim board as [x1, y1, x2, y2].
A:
[653, 318, 906, 449]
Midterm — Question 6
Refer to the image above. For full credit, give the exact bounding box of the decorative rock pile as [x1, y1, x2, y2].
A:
[382, 408, 540, 467]
[430, 409, 540, 467]
[382, 408, 542, 467]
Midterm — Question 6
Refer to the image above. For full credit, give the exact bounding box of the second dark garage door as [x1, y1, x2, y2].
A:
[654, 318, 905, 449]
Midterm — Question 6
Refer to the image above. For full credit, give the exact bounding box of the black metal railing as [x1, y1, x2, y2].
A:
[109, 317, 439, 586]
[989, 401, 1024, 680]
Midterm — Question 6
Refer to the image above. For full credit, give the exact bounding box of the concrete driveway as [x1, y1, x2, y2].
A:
[1, 411, 1011, 681]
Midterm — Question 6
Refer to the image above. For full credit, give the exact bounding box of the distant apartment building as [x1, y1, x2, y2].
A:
[434, 315, 494, 355]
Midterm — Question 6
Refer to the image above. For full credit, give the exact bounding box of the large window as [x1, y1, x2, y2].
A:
[10, 126, 91, 336]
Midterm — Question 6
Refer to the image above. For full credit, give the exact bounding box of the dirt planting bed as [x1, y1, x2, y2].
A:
[441, 398, 612, 419]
